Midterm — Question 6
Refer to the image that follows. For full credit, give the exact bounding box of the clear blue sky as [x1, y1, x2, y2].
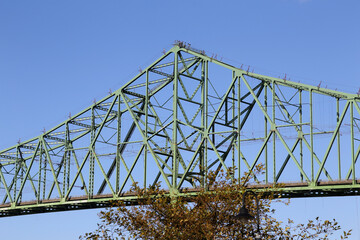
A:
[0, 0, 360, 239]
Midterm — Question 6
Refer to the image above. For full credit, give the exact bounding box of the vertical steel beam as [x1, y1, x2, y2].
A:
[264, 83, 268, 183]
[310, 90, 314, 184]
[144, 70, 149, 189]
[299, 90, 303, 181]
[204, 60, 209, 187]
[172, 50, 179, 189]
[116, 96, 121, 193]
[337, 98, 341, 179]
[200, 60, 205, 188]
[272, 81, 276, 183]
[351, 101, 355, 183]
[89, 107, 95, 198]
[42, 145, 47, 200]
[37, 144, 42, 203]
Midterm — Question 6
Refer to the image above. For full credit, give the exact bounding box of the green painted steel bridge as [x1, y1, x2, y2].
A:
[1, 44, 360, 217]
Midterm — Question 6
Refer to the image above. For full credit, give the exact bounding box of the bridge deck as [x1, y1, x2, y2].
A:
[1, 180, 359, 217]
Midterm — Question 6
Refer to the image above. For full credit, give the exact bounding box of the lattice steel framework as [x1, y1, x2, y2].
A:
[1, 44, 360, 217]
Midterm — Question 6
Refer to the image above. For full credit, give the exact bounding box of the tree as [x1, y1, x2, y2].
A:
[80, 167, 352, 240]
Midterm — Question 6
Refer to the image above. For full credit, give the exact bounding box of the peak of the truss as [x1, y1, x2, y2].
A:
[1, 44, 358, 154]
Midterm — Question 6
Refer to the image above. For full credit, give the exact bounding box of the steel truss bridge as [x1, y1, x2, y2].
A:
[1, 44, 360, 217]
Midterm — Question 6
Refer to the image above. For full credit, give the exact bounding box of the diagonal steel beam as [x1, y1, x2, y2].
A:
[314, 101, 350, 182]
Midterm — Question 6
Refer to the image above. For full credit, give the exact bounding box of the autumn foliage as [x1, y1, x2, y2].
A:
[81, 167, 351, 239]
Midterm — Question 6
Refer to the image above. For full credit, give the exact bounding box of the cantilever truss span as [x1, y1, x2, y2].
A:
[1, 45, 360, 217]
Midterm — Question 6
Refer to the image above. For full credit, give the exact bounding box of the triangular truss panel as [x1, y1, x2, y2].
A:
[1, 44, 360, 217]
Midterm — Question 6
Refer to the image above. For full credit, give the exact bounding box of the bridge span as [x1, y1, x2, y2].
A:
[1, 44, 360, 217]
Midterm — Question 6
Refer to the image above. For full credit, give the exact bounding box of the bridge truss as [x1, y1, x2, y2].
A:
[1, 44, 360, 217]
